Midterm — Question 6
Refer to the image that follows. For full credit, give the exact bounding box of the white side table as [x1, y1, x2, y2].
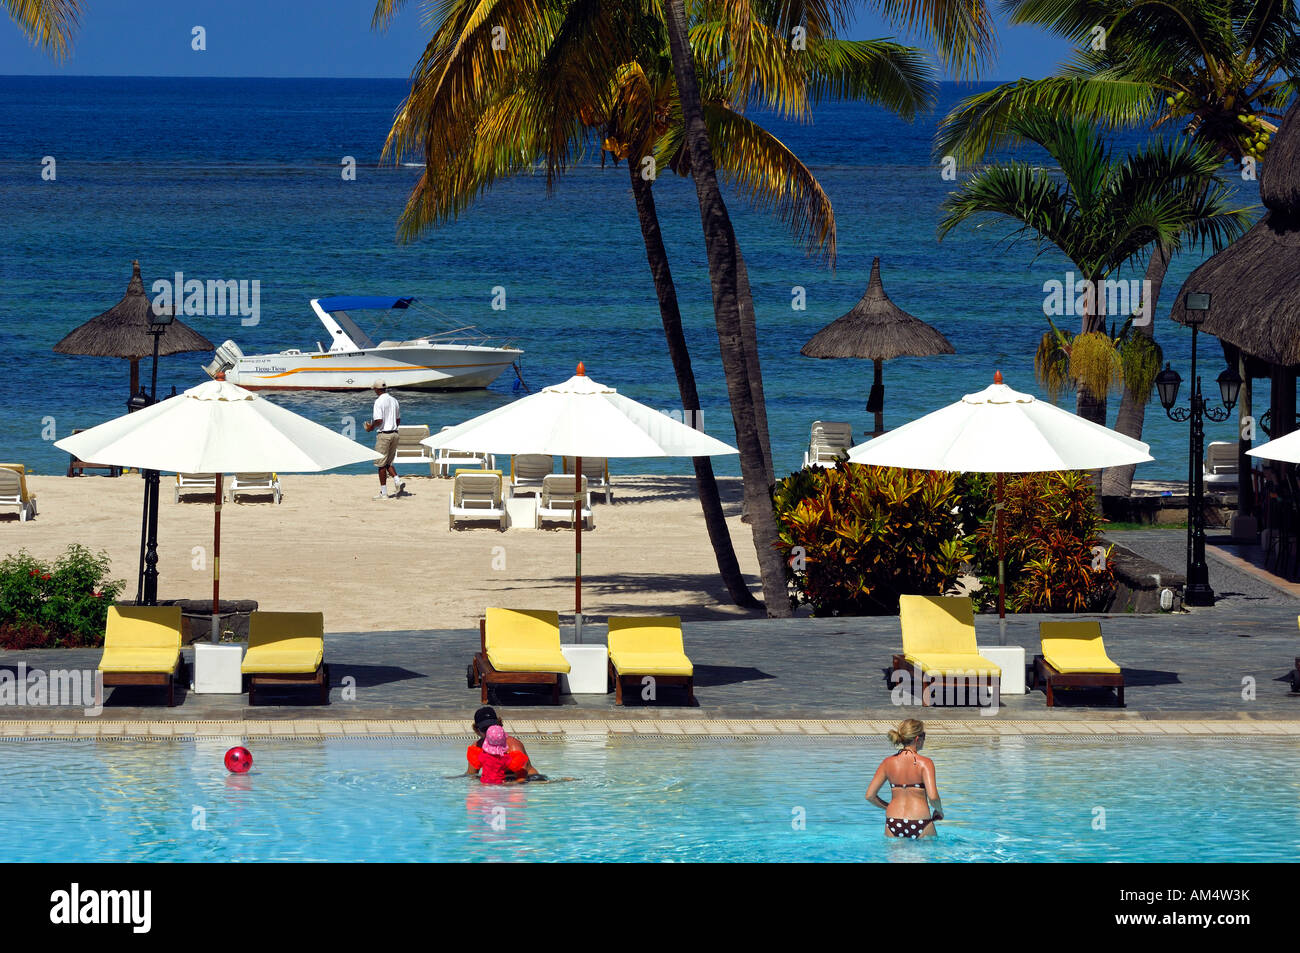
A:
[192, 642, 245, 694]
[559, 645, 608, 695]
[977, 645, 1027, 694]
[505, 496, 537, 530]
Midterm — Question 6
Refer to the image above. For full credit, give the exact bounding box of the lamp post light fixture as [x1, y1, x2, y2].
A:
[1156, 292, 1241, 607]
[137, 305, 176, 606]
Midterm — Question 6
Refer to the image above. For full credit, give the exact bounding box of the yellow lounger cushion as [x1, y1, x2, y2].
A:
[608, 616, 693, 676]
[484, 608, 571, 673]
[898, 595, 980, 657]
[904, 652, 1002, 678]
[1040, 621, 1121, 675]
[242, 611, 325, 675]
[241, 647, 324, 674]
[99, 648, 181, 673]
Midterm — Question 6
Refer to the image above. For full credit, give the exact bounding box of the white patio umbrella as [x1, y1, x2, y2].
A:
[422, 363, 737, 638]
[55, 379, 379, 638]
[847, 371, 1153, 637]
[1247, 430, 1300, 464]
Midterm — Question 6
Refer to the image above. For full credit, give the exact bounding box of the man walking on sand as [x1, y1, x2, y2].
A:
[364, 379, 405, 500]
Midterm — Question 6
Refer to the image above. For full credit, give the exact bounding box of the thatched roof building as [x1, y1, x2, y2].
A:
[54, 260, 215, 396]
[801, 257, 954, 435]
[1170, 99, 1300, 439]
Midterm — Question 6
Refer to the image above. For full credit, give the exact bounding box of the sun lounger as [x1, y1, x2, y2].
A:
[1204, 440, 1239, 488]
[0, 464, 37, 522]
[449, 469, 507, 530]
[607, 616, 694, 705]
[174, 472, 219, 503]
[469, 608, 571, 705]
[562, 456, 613, 503]
[65, 429, 121, 477]
[1032, 621, 1125, 707]
[241, 610, 328, 705]
[395, 425, 436, 476]
[893, 595, 1001, 707]
[229, 472, 281, 504]
[434, 427, 495, 477]
[508, 454, 553, 495]
[97, 605, 185, 706]
[803, 420, 854, 468]
[537, 474, 593, 530]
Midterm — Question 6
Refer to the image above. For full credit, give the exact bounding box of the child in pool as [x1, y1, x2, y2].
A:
[476, 726, 513, 785]
[465, 706, 540, 782]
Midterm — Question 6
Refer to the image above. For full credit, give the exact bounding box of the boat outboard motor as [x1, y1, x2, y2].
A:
[204, 340, 244, 379]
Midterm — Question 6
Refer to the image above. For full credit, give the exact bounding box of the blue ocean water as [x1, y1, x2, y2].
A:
[0, 736, 1294, 862]
[0, 76, 1262, 478]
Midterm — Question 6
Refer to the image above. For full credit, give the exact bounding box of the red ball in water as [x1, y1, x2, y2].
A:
[224, 746, 252, 774]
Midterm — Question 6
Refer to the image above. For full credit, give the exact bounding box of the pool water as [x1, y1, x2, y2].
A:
[2, 737, 1296, 862]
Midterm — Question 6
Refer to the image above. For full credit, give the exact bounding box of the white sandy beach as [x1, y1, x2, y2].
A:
[3, 472, 762, 632]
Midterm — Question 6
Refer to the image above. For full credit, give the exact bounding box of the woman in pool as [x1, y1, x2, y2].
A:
[864, 719, 944, 839]
[465, 706, 544, 782]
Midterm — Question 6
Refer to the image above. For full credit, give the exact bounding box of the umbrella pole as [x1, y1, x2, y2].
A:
[574, 457, 583, 644]
[996, 472, 1007, 646]
[211, 473, 223, 642]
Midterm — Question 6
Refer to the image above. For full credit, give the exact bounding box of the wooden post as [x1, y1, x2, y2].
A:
[212, 472, 223, 642]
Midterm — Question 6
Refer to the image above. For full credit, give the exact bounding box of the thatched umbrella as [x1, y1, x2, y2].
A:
[801, 257, 955, 436]
[53, 261, 215, 398]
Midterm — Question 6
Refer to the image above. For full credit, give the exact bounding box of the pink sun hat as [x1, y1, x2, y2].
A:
[483, 725, 508, 756]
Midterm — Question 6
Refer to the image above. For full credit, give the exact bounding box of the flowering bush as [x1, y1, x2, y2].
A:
[773, 465, 970, 616]
[0, 545, 123, 648]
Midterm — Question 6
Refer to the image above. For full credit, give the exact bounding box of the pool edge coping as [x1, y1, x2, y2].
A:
[1, 718, 1298, 739]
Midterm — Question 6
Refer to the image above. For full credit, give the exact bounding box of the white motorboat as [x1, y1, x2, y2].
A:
[203, 296, 523, 391]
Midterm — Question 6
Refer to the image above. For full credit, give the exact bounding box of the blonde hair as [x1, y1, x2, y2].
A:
[887, 719, 925, 747]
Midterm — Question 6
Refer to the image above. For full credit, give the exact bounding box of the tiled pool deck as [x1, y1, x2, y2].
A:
[1, 604, 1297, 737]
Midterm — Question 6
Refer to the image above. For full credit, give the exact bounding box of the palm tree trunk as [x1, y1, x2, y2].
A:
[735, 249, 774, 486]
[1075, 277, 1107, 426]
[629, 163, 760, 609]
[1101, 244, 1169, 497]
[662, 0, 792, 617]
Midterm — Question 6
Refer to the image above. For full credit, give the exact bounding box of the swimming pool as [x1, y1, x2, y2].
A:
[2, 736, 1295, 862]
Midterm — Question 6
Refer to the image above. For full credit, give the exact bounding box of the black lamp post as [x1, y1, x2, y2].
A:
[137, 307, 175, 605]
[1156, 292, 1241, 606]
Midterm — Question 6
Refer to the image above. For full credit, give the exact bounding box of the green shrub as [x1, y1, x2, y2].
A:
[965, 471, 1115, 613]
[773, 465, 970, 616]
[0, 545, 123, 648]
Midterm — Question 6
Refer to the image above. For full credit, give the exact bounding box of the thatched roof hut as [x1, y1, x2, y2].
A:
[54, 261, 215, 396]
[1170, 104, 1300, 365]
[801, 257, 954, 435]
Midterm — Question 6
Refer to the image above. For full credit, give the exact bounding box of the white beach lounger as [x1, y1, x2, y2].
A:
[509, 454, 554, 496]
[1204, 441, 1239, 487]
[433, 427, 495, 477]
[174, 472, 219, 503]
[229, 472, 282, 504]
[394, 425, 436, 476]
[537, 474, 593, 530]
[0, 464, 37, 521]
[449, 469, 507, 531]
[803, 420, 854, 468]
[562, 456, 613, 503]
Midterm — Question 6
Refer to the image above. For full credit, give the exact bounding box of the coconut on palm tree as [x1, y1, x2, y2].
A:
[935, 0, 1297, 493]
[374, 0, 934, 611]
[937, 112, 1253, 431]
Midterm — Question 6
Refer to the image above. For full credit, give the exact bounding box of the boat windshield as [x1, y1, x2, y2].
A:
[331, 311, 375, 350]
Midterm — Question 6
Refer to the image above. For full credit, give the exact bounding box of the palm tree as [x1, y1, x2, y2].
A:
[6, 0, 81, 57]
[937, 113, 1252, 429]
[935, 0, 1298, 493]
[374, 0, 933, 611]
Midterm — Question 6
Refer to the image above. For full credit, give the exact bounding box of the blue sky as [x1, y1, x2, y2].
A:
[1, 0, 1071, 80]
